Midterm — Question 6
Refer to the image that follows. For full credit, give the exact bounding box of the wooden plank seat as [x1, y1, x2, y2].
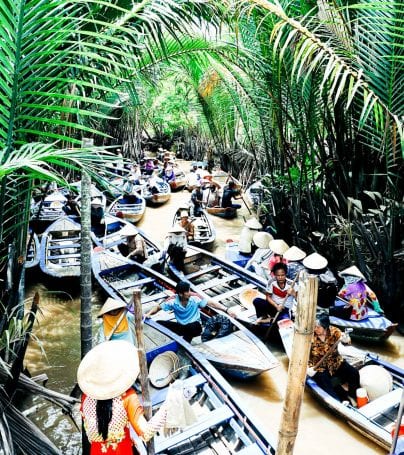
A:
[357, 387, 402, 418]
[186, 265, 221, 280]
[198, 274, 240, 291]
[210, 284, 255, 302]
[155, 404, 234, 452]
[50, 236, 81, 243]
[47, 243, 81, 250]
[46, 253, 81, 260]
[114, 277, 154, 291]
[141, 292, 169, 304]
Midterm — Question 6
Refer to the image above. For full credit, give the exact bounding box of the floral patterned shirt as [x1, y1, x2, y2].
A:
[309, 326, 343, 375]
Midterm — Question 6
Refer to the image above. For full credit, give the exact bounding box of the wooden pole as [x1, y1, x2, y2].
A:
[133, 289, 155, 455]
[277, 271, 318, 455]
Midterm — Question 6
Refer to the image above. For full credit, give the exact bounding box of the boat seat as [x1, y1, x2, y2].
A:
[141, 292, 169, 304]
[198, 274, 239, 291]
[114, 277, 154, 291]
[357, 387, 402, 418]
[235, 443, 264, 454]
[48, 243, 81, 250]
[210, 284, 255, 302]
[186, 265, 221, 280]
[50, 236, 81, 242]
[47, 253, 81, 259]
[155, 404, 234, 452]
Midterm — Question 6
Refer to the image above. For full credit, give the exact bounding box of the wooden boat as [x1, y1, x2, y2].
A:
[172, 208, 216, 249]
[31, 191, 67, 224]
[136, 319, 277, 455]
[25, 230, 40, 269]
[140, 178, 171, 205]
[73, 183, 107, 209]
[90, 214, 143, 251]
[278, 318, 404, 451]
[92, 249, 279, 379]
[206, 205, 238, 219]
[166, 245, 276, 338]
[329, 300, 397, 343]
[107, 193, 146, 224]
[168, 168, 187, 191]
[39, 216, 81, 278]
[245, 179, 265, 208]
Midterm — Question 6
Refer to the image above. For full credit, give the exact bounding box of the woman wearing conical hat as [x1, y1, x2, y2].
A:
[78, 341, 179, 454]
[337, 265, 383, 320]
[97, 297, 135, 344]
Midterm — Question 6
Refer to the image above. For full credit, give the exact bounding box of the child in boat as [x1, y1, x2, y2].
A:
[338, 265, 383, 320]
[178, 210, 194, 241]
[252, 262, 298, 324]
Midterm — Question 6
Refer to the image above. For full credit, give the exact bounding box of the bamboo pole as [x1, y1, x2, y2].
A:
[133, 289, 154, 455]
[277, 271, 318, 455]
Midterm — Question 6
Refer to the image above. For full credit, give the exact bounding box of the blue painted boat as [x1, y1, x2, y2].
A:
[107, 193, 146, 224]
[138, 319, 277, 454]
[92, 248, 279, 380]
[172, 207, 216, 250]
[39, 216, 81, 279]
[278, 318, 404, 451]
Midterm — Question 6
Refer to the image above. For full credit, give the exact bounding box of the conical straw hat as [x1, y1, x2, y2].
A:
[168, 225, 186, 234]
[244, 218, 263, 229]
[97, 297, 126, 317]
[77, 340, 139, 400]
[253, 231, 274, 249]
[338, 265, 366, 282]
[302, 253, 328, 270]
[119, 223, 138, 236]
[283, 246, 306, 261]
[149, 351, 180, 388]
[269, 239, 289, 255]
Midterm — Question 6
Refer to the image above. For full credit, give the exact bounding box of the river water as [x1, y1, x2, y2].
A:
[24, 160, 403, 454]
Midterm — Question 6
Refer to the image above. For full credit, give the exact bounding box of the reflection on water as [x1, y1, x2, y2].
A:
[24, 160, 404, 455]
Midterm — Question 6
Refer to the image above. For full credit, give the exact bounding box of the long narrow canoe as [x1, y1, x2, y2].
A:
[107, 193, 146, 224]
[25, 230, 40, 269]
[92, 249, 279, 380]
[278, 318, 404, 451]
[172, 208, 216, 250]
[39, 216, 81, 278]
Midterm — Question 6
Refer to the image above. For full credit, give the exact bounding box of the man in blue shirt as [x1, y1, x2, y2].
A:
[144, 281, 235, 342]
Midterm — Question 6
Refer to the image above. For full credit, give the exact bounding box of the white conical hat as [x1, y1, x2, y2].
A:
[252, 231, 274, 249]
[91, 197, 103, 206]
[97, 297, 127, 317]
[302, 253, 328, 270]
[119, 223, 138, 236]
[244, 218, 263, 229]
[269, 239, 289, 255]
[283, 246, 307, 261]
[77, 340, 139, 400]
[338, 265, 366, 282]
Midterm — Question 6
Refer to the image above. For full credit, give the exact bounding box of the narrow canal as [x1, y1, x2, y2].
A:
[24, 159, 403, 454]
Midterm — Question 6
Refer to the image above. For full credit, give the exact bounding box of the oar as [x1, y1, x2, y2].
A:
[226, 173, 252, 215]
[264, 272, 300, 340]
[313, 328, 353, 371]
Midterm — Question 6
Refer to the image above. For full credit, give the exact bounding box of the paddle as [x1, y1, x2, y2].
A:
[226, 173, 252, 215]
[312, 328, 353, 371]
[263, 272, 300, 341]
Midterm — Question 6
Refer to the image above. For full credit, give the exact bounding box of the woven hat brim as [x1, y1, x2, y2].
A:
[77, 340, 139, 400]
[98, 298, 126, 317]
[149, 351, 179, 388]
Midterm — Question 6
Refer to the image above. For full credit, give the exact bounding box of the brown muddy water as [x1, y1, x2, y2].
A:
[24, 160, 403, 454]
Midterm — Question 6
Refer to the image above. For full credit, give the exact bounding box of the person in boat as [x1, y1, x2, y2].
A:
[128, 163, 141, 185]
[163, 225, 188, 272]
[245, 231, 274, 278]
[97, 297, 135, 344]
[307, 314, 360, 404]
[162, 164, 176, 184]
[267, 239, 289, 274]
[239, 218, 263, 255]
[143, 158, 155, 175]
[78, 340, 179, 455]
[283, 245, 306, 280]
[144, 281, 236, 343]
[90, 197, 105, 235]
[252, 262, 298, 324]
[178, 210, 194, 242]
[221, 180, 242, 209]
[62, 193, 81, 217]
[190, 182, 204, 217]
[302, 253, 338, 309]
[337, 265, 383, 319]
[119, 224, 148, 264]
[201, 179, 221, 207]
